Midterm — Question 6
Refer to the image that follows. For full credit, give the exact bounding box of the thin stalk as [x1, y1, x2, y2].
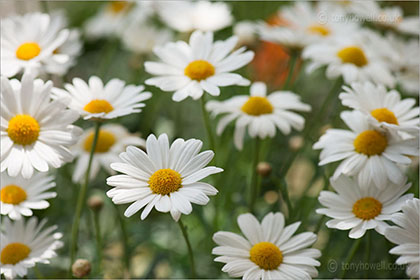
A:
[339, 238, 362, 279]
[33, 265, 43, 279]
[200, 95, 216, 153]
[314, 216, 325, 235]
[278, 178, 293, 220]
[97, 40, 119, 78]
[92, 210, 103, 272]
[283, 51, 299, 90]
[364, 231, 371, 278]
[114, 204, 131, 277]
[68, 122, 101, 276]
[178, 219, 196, 278]
[249, 138, 261, 213]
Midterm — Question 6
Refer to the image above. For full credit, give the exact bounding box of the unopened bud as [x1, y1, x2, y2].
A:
[72, 259, 91, 278]
[257, 162, 272, 177]
[87, 195, 104, 212]
[289, 135, 304, 151]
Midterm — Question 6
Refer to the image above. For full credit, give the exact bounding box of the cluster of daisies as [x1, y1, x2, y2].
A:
[1, 0, 419, 279]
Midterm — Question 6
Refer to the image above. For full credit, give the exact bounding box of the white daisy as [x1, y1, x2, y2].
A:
[0, 217, 63, 280]
[84, 1, 135, 39]
[72, 124, 145, 183]
[1, 73, 82, 179]
[385, 198, 420, 279]
[144, 30, 254, 102]
[157, 0, 233, 33]
[317, 175, 413, 239]
[1, 12, 70, 78]
[1, 172, 56, 220]
[258, 2, 359, 51]
[106, 133, 223, 221]
[339, 82, 419, 135]
[212, 212, 321, 279]
[234, 21, 258, 46]
[303, 31, 396, 87]
[206, 82, 311, 150]
[313, 110, 418, 189]
[51, 76, 152, 120]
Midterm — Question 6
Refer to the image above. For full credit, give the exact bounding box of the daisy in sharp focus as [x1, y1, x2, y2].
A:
[1, 172, 56, 220]
[106, 133, 223, 221]
[206, 82, 311, 150]
[157, 0, 233, 33]
[303, 31, 396, 87]
[1, 12, 70, 77]
[1, 73, 82, 179]
[317, 175, 413, 239]
[313, 110, 418, 189]
[144, 30, 254, 102]
[51, 76, 151, 120]
[339, 82, 419, 136]
[212, 212, 321, 279]
[385, 198, 420, 279]
[72, 124, 145, 183]
[0, 217, 63, 280]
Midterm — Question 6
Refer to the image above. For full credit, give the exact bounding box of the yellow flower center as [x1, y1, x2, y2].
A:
[1, 243, 31, 265]
[352, 197, 382, 220]
[83, 130, 116, 153]
[241, 97, 274, 116]
[184, 60, 215, 81]
[353, 130, 387, 156]
[148, 169, 182, 195]
[337, 46, 368, 67]
[108, 1, 131, 13]
[83, 99, 114, 114]
[16, 42, 41, 60]
[307, 24, 331, 36]
[7, 115, 40, 146]
[250, 242, 283, 270]
[1, 185, 27, 205]
[371, 108, 398, 125]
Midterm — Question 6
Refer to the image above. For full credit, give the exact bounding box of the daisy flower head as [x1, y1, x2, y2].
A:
[317, 175, 413, 239]
[313, 110, 418, 189]
[1, 73, 82, 179]
[72, 124, 145, 183]
[1, 172, 56, 220]
[0, 217, 63, 280]
[157, 0, 233, 33]
[303, 32, 396, 87]
[258, 2, 359, 51]
[385, 198, 420, 279]
[106, 133, 223, 221]
[212, 212, 321, 279]
[144, 30, 254, 102]
[1, 12, 70, 78]
[339, 82, 419, 136]
[206, 82, 311, 150]
[51, 76, 152, 120]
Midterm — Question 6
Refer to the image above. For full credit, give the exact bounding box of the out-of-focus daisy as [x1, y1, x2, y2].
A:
[385, 198, 420, 279]
[316, 0, 377, 16]
[145, 31, 254, 102]
[339, 82, 419, 135]
[259, 2, 359, 51]
[234, 21, 258, 46]
[313, 110, 418, 189]
[206, 82, 311, 150]
[303, 33, 396, 87]
[52, 76, 151, 120]
[1, 73, 81, 179]
[1, 12, 70, 77]
[1, 172, 56, 220]
[84, 1, 135, 39]
[0, 217, 63, 280]
[157, 0, 232, 32]
[107, 134, 223, 221]
[317, 175, 413, 239]
[212, 212, 321, 279]
[72, 124, 145, 183]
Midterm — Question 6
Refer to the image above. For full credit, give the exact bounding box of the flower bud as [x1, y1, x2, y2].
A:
[257, 162, 272, 177]
[87, 195, 104, 212]
[288, 135, 304, 151]
[72, 259, 91, 278]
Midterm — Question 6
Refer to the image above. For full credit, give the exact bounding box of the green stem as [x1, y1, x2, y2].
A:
[68, 122, 101, 276]
[314, 215, 325, 235]
[339, 238, 362, 279]
[278, 178, 293, 220]
[200, 95, 216, 153]
[33, 265, 43, 279]
[92, 210, 103, 273]
[98, 40, 119, 78]
[283, 51, 299, 90]
[249, 138, 261, 213]
[364, 231, 371, 278]
[114, 204, 131, 277]
[178, 219, 196, 278]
